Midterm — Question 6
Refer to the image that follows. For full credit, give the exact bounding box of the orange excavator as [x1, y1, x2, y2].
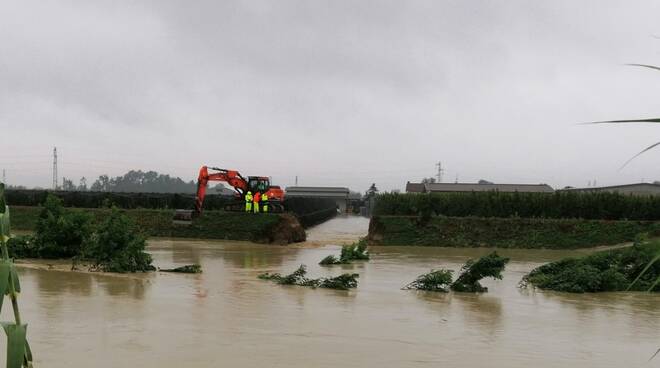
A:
[173, 165, 285, 221]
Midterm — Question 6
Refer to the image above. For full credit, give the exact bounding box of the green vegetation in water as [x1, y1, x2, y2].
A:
[258, 265, 359, 290]
[319, 239, 370, 265]
[8, 194, 154, 273]
[32, 194, 93, 258]
[451, 252, 509, 292]
[523, 237, 660, 293]
[160, 264, 202, 273]
[85, 207, 155, 273]
[404, 252, 509, 293]
[402, 269, 454, 292]
[0, 184, 34, 368]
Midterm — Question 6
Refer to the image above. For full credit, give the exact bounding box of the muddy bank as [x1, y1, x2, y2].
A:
[11, 206, 306, 244]
[367, 215, 660, 249]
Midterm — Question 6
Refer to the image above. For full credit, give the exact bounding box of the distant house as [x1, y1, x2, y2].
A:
[406, 182, 554, 194]
[285, 186, 350, 212]
[561, 183, 660, 196]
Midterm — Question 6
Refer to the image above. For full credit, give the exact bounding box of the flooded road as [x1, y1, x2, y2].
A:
[10, 216, 660, 367]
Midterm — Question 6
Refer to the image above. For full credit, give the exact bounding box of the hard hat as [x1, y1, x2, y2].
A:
[247, 191, 252, 194]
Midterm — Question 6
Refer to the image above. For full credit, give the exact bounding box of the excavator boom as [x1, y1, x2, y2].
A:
[194, 166, 248, 214]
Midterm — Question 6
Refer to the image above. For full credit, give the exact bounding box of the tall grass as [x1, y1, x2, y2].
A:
[0, 184, 33, 367]
[585, 63, 660, 168]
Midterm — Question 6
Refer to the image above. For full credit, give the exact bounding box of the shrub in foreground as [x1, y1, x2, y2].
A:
[32, 195, 93, 258]
[85, 208, 154, 273]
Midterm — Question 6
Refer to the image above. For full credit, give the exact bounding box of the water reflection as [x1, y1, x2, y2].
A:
[31, 268, 93, 297]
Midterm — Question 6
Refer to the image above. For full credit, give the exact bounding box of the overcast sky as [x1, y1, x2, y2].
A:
[3, 0, 660, 192]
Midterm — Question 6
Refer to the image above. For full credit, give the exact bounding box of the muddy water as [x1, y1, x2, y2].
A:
[9, 215, 660, 367]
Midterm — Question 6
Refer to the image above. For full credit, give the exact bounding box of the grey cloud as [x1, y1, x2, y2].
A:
[3, 0, 660, 191]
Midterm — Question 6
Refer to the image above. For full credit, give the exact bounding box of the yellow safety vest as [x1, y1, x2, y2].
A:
[262, 194, 268, 202]
[245, 193, 253, 202]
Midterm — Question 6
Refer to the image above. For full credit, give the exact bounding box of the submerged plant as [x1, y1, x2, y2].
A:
[317, 273, 359, 290]
[0, 184, 33, 367]
[160, 264, 202, 273]
[258, 264, 359, 290]
[404, 253, 509, 293]
[523, 239, 660, 293]
[403, 269, 454, 292]
[319, 255, 341, 265]
[319, 239, 370, 266]
[450, 252, 510, 292]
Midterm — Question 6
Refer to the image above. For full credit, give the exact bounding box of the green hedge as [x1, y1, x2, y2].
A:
[10, 206, 281, 242]
[5, 189, 232, 210]
[368, 216, 660, 249]
[7, 190, 338, 228]
[373, 191, 660, 220]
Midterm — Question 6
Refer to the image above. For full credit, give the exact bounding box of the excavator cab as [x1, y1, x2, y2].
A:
[247, 177, 270, 194]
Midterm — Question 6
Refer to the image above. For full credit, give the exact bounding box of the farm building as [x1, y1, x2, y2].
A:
[285, 186, 351, 212]
[561, 183, 660, 196]
[405, 182, 554, 194]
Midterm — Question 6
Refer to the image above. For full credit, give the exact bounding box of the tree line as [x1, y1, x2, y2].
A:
[60, 170, 198, 193]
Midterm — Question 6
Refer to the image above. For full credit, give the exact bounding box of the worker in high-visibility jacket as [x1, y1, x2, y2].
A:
[253, 192, 261, 214]
[261, 193, 269, 213]
[245, 191, 253, 213]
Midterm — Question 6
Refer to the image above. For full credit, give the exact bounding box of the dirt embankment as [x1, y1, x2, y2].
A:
[265, 214, 306, 244]
[11, 206, 307, 244]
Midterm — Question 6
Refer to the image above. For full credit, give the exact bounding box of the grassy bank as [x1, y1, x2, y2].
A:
[368, 216, 660, 249]
[10, 206, 295, 243]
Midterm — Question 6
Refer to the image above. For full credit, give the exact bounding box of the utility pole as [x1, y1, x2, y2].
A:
[52, 147, 58, 190]
[436, 161, 444, 183]
[295, 176, 298, 186]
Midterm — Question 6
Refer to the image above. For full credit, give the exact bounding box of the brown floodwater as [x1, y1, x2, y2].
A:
[7, 215, 660, 367]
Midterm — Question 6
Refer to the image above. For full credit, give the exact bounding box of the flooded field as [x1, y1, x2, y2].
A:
[8, 216, 660, 367]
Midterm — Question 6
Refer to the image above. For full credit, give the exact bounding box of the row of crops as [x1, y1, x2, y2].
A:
[5, 189, 232, 210]
[373, 191, 660, 221]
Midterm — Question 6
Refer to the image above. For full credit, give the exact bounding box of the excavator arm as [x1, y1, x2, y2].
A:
[194, 166, 248, 215]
